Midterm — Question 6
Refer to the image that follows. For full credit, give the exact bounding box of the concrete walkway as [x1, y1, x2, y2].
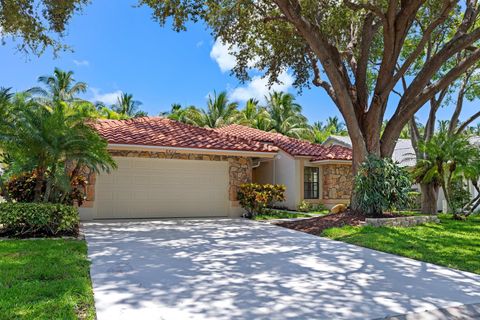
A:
[84, 219, 480, 320]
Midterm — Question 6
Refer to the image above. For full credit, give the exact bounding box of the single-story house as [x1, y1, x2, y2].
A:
[79, 118, 352, 220]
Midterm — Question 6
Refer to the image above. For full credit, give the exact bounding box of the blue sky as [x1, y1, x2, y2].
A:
[1, 0, 478, 126]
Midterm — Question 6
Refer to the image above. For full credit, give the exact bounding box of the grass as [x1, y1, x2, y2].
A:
[254, 209, 330, 220]
[322, 214, 480, 274]
[0, 239, 95, 320]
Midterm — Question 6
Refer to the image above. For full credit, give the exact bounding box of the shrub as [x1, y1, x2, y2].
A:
[405, 191, 421, 210]
[2, 172, 87, 206]
[354, 154, 411, 217]
[238, 183, 286, 218]
[297, 200, 328, 212]
[0, 202, 79, 237]
[297, 200, 312, 212]
[449, 179, 471, 213]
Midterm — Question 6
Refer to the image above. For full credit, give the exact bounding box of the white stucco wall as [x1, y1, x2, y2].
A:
[272, 151, 301, 210]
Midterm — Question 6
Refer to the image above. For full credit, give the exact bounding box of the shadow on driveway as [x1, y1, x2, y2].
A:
[84, 219, 480, 320]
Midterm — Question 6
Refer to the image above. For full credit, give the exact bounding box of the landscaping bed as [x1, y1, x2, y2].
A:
[275, 210, 414, 234]
[0, 239, 95, 319]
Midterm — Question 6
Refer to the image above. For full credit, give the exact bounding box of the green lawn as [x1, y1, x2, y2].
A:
[0, 239, 95, 320]
[322, 214, 480, 274]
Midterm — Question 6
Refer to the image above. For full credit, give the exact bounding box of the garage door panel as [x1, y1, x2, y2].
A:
[95, 157, 229, 219]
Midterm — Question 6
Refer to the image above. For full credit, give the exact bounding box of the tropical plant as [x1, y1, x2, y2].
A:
[265, 92, 309, 138]
[233, 98, 271, 130]
[354, 155, 411, 217]
[28, 68, 87, 102]
[113, 93, 147, 118]
[0, 95, 116, 203]
[162, 103, 202, 124]
[191, 91, 238, 128]
[412, 129, 480, 219]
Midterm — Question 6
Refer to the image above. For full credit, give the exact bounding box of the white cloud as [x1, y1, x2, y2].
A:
[73, 59, 90, 67]
[210, 39, 236, 73]
[91, 88, 122, 105]
[229, 71, 294, 102]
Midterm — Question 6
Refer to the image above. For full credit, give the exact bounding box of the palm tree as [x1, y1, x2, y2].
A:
[1, 96, 116, 202]
[192, 91, 238, 128]
[324, 116, 347, 135]
[265, 91, 309, 138]
[234, 98, 272, 130]
[113, 93, 146, 118]
[29, 68, 87, 102]
[161, 103, 202, 124]
[412, 128, 479, 218]
[0, 87, 15, 201]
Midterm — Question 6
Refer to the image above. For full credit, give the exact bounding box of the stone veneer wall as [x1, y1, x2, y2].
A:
[322, 164, 353, 201]
[365, 215, 440, 227]
[81, 150, 253, 208]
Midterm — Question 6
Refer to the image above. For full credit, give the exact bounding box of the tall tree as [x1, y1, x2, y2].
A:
[410, 64, 480, 213]
[192, 91, 238, 128]
[113, 93, 147, 118]
[265, 91, 309, 138]
[234, 98, 272, 130]
[161, 103, 202, 124]
[0, 0, 89, 55]
[140, 1, 480, 173]
[29, 68, 87, 102]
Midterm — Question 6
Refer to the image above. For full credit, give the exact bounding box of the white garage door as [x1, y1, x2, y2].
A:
[95, 157, 229, 219]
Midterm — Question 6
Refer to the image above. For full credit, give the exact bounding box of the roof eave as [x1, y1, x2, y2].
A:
[107, 143, 278, 158]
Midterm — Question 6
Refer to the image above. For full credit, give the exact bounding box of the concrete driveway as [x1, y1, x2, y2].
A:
[84, 219, 480, 320]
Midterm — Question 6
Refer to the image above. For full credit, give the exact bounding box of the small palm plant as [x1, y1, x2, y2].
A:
[0, 94, 116, 203]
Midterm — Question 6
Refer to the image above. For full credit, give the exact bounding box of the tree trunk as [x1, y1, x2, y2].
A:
[33, 169, 45, 202]
[0, 177, 11, 202]
[420, 182, 439, 214]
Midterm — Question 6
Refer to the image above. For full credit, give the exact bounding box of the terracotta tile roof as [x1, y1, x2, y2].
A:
[94, 117, 278, 153]
[215, 124, 352, 161]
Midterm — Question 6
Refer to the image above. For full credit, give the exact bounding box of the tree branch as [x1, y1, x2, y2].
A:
[343, 0, 385, 20]
[392, 1, 456, 87]
[456, 110, 480, 134]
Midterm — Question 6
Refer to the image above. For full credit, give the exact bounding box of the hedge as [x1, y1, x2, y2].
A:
[0, 203, 79, 237]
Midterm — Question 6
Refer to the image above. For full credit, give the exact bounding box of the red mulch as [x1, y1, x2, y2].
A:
[275, 210, 403, 235]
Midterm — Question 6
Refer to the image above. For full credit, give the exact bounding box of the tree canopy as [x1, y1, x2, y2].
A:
[0, 0, 89, 55]
[140, 0, 480, 170]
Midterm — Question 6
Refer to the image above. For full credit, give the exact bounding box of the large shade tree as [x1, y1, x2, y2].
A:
[0, 0, 89, 55]
[139, 0, 480, 173]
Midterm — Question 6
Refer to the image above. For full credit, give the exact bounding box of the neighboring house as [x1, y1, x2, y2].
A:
[323, 135, 417, 167]
[79, 118, 352, 220]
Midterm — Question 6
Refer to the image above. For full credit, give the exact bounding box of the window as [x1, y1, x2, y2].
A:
[304, 167, 319, 199]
